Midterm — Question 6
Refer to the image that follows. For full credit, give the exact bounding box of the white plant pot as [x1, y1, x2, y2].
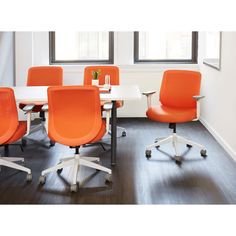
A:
[92, 79, 99, 86]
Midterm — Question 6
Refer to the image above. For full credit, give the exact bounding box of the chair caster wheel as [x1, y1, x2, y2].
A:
[145, 149, 152, 159]
[105, 173, 112, 183]
[122, 131, 126, 137]
[39, 175, 46, 185]
[186, 144, 192, 148]
[200, 149, 207, 158]
[175, 160, 182, 165]
[26, 173, 32, 182]
[70, 184, 78, 192]
[22, 139, 27, 147]
[154, 140, 160, 149]
[49, 140, 55, 147]
[56, 162, 63, 174]
[57, 168, 63, 174]
[174, 156, 182, 165]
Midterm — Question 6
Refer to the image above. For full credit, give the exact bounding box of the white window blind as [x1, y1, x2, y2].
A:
[54, 31, 110, 61]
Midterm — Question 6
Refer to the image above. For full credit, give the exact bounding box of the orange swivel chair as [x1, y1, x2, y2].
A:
[19, 66, 63, 147]
[0, 88, 32, 181]
[39, 86, 112, 192]
[143, 70, 207, 164]
[84, 66, 127, 137]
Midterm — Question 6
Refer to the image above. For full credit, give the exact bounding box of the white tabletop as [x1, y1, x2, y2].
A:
[12, 85, 141, 104]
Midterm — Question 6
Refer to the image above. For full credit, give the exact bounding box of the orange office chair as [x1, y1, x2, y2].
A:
[38, 86, 112, 192]
[143, 70, 207, 164]
[0, 88, 32, 181]
[84, 66, 127, 137]
[19, 66, 63, 147]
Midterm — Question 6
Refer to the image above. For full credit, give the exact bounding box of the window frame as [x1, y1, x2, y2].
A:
[134, 31, 198, 64]
[49, 31, 114, 64]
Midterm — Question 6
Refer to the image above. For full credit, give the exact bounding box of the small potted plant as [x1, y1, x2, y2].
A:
[91, 69, 101, 86]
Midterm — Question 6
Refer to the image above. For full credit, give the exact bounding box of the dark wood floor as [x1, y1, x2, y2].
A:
[0, 118, 236, 204]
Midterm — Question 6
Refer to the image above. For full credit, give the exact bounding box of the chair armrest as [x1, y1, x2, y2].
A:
[21, 104, 34, 136]
[22, 104, 35, 113]
[142, 91, 157, 108]
[193, 95, 205, 121]
[103, 102, 113, 134]
[103, 102, 113, 111]
[23, 107, 34, 136]
[193, 95, 205, 101]
[142, 91, 157, 96]
[41, 104, 48, 112]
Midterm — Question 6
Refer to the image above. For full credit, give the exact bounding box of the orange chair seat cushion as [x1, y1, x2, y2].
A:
[146, 103, 196, 123]
[4, 121, 27, 144]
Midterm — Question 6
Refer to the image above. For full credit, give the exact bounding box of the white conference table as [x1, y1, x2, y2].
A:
[12, 85, 141, 165]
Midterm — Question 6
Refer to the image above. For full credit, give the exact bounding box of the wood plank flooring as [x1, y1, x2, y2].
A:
[0, 118, 236, 204]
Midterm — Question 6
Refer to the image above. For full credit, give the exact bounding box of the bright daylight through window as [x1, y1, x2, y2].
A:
[50, 32, 113, 64]
[134, 32, 197, 63]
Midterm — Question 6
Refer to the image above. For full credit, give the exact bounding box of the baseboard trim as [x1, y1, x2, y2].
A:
[200, 117, 236, 161]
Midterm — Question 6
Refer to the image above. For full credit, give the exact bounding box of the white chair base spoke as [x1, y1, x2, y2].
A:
[39, 153, 112, 192]
[145, 133, 207, 163]
[0, 156, 32, 181]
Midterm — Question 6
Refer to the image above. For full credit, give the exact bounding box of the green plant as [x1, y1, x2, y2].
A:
[91, 69, 101, 80]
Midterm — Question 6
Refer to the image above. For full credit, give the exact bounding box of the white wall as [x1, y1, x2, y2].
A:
[0, 32, 15, 86]
[15, 31, 199, 118]
[198, 32, 236, 160]
[15, 32, 33, 86]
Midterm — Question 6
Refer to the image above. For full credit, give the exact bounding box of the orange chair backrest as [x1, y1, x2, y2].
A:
[160, 70, 201, 108]
[47, 86, 103, 147]
[84, 66, 119, 85]
[0, 88, 19, 144]
[27, 66, 63, 86]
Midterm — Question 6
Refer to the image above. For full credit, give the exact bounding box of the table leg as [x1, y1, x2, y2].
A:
[111, 100, 117, 166]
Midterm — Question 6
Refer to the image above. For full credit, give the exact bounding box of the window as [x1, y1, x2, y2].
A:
[134, 32, 198, 63]
[49, 32, 114, 64]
